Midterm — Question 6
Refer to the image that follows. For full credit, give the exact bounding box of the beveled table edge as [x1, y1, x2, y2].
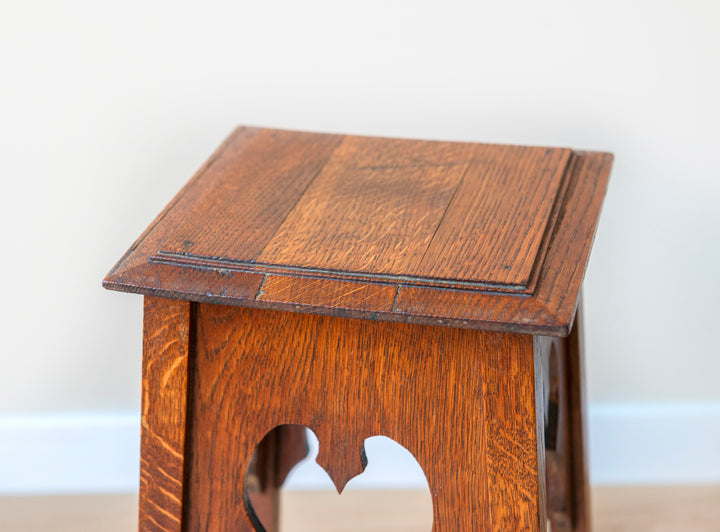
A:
[103, 127, 613, 337]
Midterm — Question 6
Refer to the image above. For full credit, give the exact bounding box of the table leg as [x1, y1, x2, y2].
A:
[541, 300, 592, 532]
[565, 301, 592, 532]
[138, 296, 192, 532]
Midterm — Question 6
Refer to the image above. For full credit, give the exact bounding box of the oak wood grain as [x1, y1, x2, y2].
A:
[257, 276, 397, 313]
[184, 304, 544, 532]
[104, 127, 612, 336]
[162, 128, 343, 261]
[258, 135, 474, 274]
[103, 129, 607, 531]
[394, 151, 613, 335]
[138, 296, 192, 532]
[480, 332, 545, 530]
[413, 144, 571, 288]
[536, 299, 592, 532]
[103, 127, 266, 302]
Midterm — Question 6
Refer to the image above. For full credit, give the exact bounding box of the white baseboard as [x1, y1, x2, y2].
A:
[0, 404, 718, 494]
[0, 412, 140, 495]
[587, 403, 720, 485]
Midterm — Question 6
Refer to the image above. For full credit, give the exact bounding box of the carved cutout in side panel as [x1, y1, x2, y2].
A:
[183, 304, 542, 531]
[542, 339, 573, 532]
[243, 424, 309, 532]
[245, 429, 433, 532]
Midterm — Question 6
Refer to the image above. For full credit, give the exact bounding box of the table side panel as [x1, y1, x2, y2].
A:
[184, 305, 543, 531]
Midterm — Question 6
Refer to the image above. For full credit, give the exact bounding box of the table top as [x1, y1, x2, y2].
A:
[104, 127, 612, 336]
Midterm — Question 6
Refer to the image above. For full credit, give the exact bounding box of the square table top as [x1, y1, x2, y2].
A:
[104, 127, 612, 336]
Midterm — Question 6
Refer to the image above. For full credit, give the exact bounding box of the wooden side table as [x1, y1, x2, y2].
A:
[104, 127, 612, 531]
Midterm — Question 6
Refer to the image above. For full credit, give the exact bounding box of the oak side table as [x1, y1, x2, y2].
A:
[104, 127, 612, 532]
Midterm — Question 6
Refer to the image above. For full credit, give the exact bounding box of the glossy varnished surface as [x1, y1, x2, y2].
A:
[104, 127, 612, 336]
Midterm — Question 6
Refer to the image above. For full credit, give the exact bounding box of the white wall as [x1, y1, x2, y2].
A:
[1, 0, 718, 490]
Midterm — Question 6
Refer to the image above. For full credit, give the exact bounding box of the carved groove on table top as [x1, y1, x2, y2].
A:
[149, 251, 534, 294]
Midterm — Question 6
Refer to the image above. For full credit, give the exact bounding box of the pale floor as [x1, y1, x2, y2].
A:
[0, 487, 718, 531]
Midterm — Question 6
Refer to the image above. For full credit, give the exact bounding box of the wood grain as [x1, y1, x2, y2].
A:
[183, 304, 544, 531]
[394, 151, 613, 336]
[129, 298, 594, 531]
[258, 135, 474, 274]
[413, 144, 571, 287]
[257, 276, 397, 313]
[536, 299, 592, 532]
[103, 128, 606, 531]
[564, 299, 592, 532]
[138, 296, 192, 532]
[480, 331, 545, 530]
[104, 127, 613, 336]
[103, 127, 265, 302]
[162, 128, 343, 261]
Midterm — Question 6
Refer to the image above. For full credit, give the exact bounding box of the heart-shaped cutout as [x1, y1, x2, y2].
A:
[245, 426, 433, 531]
